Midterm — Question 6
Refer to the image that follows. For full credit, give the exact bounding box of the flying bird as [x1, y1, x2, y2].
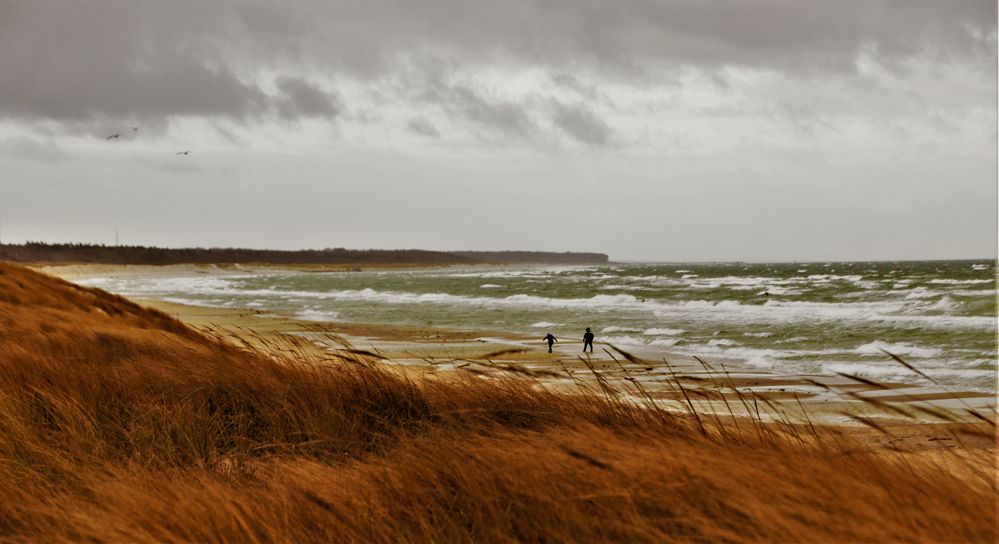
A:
[105, 133, 120, 140]
[131, 127, 139, 132]
[175, 151, 191, 155]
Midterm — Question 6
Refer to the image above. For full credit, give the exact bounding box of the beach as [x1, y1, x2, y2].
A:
[40, 262, 998, 431]
[0, 260, 993, 542]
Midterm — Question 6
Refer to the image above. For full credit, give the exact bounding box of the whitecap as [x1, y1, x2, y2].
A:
[602, 326, 642, 333]
[296, 309, 340, 322]
[642, 327, 684, 336]
[852, 340, 943, 358]
[600, 335, 648, 347]
[923, 296, 961, 313]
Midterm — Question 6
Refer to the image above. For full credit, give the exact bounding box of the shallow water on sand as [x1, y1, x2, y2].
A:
[78, 260, 997, 392]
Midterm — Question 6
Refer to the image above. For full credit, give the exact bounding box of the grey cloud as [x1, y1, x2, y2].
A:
[407, 116, 439, 138]
[448, 85, 535, 138]
[293, 1, 995, 77]
[551, 74, 600, 101]
[0, 0, 993, 145]
[402, 63, 538, 139]
[551, 102, 613, 146]
[0, 3, 268, 126]
[274, 76, 341, 120]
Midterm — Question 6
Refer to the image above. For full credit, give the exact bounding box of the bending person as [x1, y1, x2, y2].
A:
[543, 333, 558, 353]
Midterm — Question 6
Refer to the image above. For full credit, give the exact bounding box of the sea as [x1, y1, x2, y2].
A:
[77, 260, 998, 392]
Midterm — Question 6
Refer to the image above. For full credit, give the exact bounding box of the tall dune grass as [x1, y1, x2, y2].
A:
[0, 262, 994, 542]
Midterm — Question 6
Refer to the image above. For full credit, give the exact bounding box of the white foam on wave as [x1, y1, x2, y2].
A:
[479, 284, 502, 289]
[443, 270, 553, 279]
[597, 284, 655, 291]
[602, 326, 642, 333]
[83, 271, 997, 337]
[160, 296, 219, 307]
[807, 274, 863, 282]
[296, 309, 340, 322]
[852, 340, 943, 358]
[672, 343, 788, 369]
[530, 321, 562, 328]
[755, 287, 805, 296]
[648, 298, 995, 331]
[667, 343, 994, 391]
[924, 296, 961, 312]
[821, 361, 996, 387]
[928, 279, 993, 285]
[600, 335, 649, 347]
[643, 327, 684, 336]
[951, 289, 998, 297]
[902, 287, 944, 299]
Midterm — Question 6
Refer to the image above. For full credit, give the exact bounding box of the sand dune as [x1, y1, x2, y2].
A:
[0, 262, 994, 542]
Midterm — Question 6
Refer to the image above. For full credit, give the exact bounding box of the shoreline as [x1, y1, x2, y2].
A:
[123, 297, 999, 463]
[41, 263, 997, 432]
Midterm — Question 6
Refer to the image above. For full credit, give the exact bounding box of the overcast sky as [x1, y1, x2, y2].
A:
[0, 1, 995, 261]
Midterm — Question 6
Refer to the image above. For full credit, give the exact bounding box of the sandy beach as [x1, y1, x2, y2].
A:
[2, 259, 993, 543]
[38, 263, 996, 452]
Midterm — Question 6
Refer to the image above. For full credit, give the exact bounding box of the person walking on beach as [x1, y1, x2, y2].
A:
[543, 333, 558, 353]
[583, 327, 595, 353]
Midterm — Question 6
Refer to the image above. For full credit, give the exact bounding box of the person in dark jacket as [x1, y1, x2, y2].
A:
[543, 333, 558, 353]
[583, 327, 595, 353]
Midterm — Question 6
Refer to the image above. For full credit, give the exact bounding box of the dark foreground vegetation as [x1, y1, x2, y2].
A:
[0, 262, 994, 542]
[0, 242, 609, 266]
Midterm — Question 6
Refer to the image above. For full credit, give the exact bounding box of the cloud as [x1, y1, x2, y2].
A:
[446, 84, 535, 138]
[0, 0, 993, 146]
[407, 116, 439, 138]
[273, 76, 341, 120]
[0, 3, 268, 126]
[551, 74, 600, 101]
[551, 102, 613, 146]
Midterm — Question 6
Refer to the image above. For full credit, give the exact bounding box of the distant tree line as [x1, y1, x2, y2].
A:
[0, 242, 609, 266]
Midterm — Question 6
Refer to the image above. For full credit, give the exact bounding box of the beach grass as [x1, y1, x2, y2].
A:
[0, 261, 994, 542]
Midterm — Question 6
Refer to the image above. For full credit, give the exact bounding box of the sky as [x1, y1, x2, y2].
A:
[0, 0, 996, 262]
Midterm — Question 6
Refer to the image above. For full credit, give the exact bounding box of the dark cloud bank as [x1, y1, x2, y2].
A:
[0, 1, 994, 141]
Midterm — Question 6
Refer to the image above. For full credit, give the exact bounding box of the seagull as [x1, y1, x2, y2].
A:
[175, 150, 191, 155]
[105, 133, 120, 140]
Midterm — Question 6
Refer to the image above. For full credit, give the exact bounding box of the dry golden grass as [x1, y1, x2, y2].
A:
[0, 262, 994, 542]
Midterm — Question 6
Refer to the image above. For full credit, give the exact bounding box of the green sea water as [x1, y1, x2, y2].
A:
[80, 260, 997, 391]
